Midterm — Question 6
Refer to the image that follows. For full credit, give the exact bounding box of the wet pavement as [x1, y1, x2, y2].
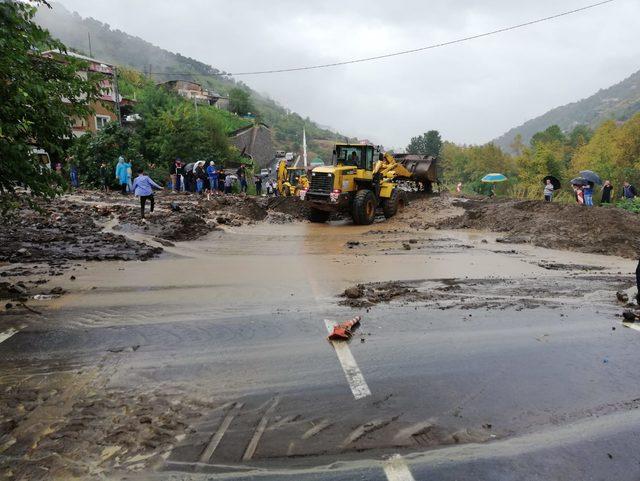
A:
[1, 219, 639, 480]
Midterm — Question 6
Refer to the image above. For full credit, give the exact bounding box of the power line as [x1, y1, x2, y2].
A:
[148, 0, 615, 77]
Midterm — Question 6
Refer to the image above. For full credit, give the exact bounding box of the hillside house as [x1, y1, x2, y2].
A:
[160, 80, 228, 109]
[41, 50, 126, 137]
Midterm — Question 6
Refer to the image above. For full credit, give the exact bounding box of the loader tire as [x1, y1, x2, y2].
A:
[308, 208, 330, 223]
[352, 189, 376, 225]
[382, 189, 408, 219]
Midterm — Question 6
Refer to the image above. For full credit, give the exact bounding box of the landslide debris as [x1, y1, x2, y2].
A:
[407, 196, 640, 259]
[92, 191, 310, 241]
[0, 198, 162, 264]
[339, 274, 634, 310]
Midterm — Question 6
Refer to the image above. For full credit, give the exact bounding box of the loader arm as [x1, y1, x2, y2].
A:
[373, 153, 414, 180]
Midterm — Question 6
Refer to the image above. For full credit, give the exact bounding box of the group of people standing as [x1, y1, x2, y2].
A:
[169, 159, 249, 195]
[543, 178, 637, 205]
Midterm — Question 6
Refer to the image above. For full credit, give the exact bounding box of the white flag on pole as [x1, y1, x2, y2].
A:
[303, 128, 308, 167]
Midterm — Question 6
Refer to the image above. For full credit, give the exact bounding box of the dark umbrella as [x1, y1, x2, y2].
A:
[570, 177, 588, 186]
[579, 170, 602, 185]
[542, 175, 561, 190]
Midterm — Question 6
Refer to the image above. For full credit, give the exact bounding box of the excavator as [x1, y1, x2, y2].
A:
[300, 143, 438, 224]
[276, 158, 309, 197]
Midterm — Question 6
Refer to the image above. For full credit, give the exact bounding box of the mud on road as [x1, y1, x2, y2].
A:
[410, 195, 640, 259]
[1, 191, 640, 480]
[340, 273, 633, 310]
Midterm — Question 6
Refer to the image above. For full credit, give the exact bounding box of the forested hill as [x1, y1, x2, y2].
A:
[34, 3, 350, 157]
[494, 69, 640, 153]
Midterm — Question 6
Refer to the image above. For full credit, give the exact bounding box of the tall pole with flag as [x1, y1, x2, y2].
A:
[303, 128, 308, 168]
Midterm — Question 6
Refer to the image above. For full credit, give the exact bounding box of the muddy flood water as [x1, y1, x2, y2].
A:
[1, 214, 639, 480]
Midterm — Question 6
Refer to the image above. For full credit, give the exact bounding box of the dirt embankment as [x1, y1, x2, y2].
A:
[406, 196, 640, 259]
[89, 191, 309, 241]
[0, 200, 162, 265]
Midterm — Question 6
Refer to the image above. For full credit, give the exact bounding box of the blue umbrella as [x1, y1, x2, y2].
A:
[481, 173, 508, 183]
[579, 170, 602, 185]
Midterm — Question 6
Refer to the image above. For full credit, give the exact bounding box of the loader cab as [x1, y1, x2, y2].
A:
[288, 168, 305, 184]
[334, 144, 376, 171]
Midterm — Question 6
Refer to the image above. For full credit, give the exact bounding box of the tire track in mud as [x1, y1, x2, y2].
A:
[165, 388, 498, 473]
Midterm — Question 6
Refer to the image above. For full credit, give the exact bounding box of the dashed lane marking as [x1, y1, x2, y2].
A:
[324, 320, 371, 400]
[198, 402, 244, 465]
[0, 328, 20, 345]
[383, 454, 416, 481]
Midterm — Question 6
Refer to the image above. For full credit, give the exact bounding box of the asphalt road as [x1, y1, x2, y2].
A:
[1, 221, 639, 480]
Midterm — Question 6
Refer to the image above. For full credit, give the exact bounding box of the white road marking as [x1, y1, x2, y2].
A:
[623, 322, 640, 331]
[198, 402, 243, 464]
[242, 397, 280, 461]
[324, 320, 371, 400]
[383, 454, 416, 481]
[0, 328, 20, 345]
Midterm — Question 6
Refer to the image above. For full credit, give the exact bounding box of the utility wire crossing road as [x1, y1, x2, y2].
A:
[146, 0, 615, 76]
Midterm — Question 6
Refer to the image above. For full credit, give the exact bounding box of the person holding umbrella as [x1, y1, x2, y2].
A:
[543, 179, 554, 202]
[570, 178, 587, 205]
[583, 182, 594, 206]
[579, 170, 602, 206]
[481, 173, 507, 198]
[542, 176, 560, 202]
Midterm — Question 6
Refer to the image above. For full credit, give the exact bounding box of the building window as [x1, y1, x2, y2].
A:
[96, 115, 110, 130]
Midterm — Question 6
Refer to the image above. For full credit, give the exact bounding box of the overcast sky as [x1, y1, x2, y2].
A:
[57, 0, 640, 148]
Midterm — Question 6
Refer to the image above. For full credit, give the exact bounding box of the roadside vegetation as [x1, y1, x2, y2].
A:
[0, 1, 99, 212]
[70, 68, 253, 189]
[410, 114, 640, 207]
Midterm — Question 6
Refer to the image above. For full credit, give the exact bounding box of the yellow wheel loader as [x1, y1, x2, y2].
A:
[301, 144, 415, 224]
[276, 159, 309, 197]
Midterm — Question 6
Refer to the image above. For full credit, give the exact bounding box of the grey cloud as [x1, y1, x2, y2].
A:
[57, 0, 640, 147]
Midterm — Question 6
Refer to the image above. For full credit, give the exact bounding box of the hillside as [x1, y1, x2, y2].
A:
[34, 2, 350, 160]
[494, 69, 640, 153]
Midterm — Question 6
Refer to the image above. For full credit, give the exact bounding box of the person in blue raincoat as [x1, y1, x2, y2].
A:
[115, 156, 131, 194]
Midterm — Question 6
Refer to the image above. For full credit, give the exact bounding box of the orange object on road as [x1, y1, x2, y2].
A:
[327, 316, 361, 341]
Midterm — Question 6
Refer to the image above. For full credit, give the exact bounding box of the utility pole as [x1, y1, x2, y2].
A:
[112, 66, 122, 126]
[87, 32, 93, 57]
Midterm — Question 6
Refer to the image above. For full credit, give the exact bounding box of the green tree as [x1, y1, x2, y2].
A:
[69, 122, 136, 188]
[530, 125, 565, 146]
[229, 88, 254, 116]
[407, 130, 442, 157]
[567, 125, 593, 150]
[0, 0, 99, 211]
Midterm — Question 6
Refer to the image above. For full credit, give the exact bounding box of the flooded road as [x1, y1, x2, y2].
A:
[1, 218, 639, 480]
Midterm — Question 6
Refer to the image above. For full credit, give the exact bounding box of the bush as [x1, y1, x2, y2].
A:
[616, 198, 640, 213]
